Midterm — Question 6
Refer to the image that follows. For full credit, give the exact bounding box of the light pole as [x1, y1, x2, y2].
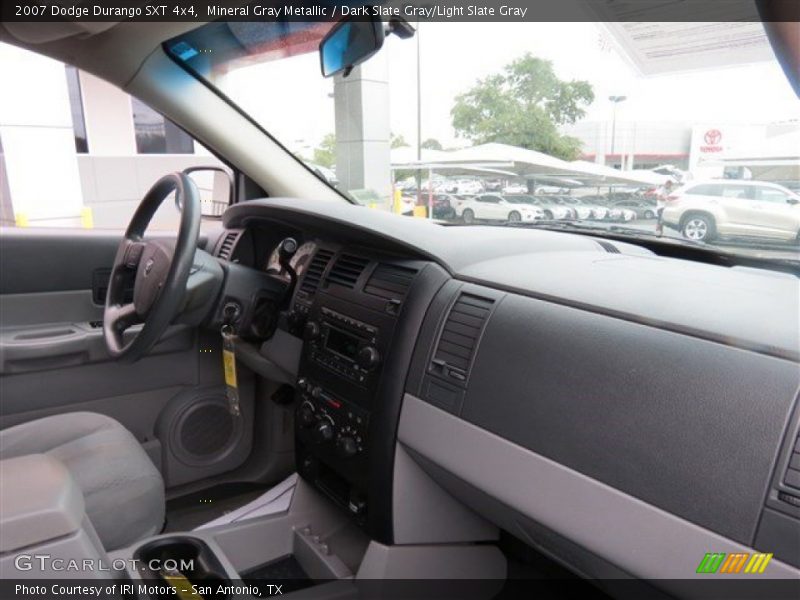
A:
[608, 95, 626, 167]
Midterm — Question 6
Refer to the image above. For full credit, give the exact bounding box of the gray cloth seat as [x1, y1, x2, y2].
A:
[0, 412, 165, 550]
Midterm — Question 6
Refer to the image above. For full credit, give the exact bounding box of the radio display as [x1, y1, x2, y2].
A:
[325, 327, 359, 361]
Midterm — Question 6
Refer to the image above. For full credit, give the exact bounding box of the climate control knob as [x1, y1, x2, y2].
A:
[312, 417, 335, 444]
[336, 436, 358, 458]
[357, 346, 380, 371]
[304, 321, 321, 341]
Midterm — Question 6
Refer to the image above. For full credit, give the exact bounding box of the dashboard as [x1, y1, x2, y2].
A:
[208, 197, 800, 589]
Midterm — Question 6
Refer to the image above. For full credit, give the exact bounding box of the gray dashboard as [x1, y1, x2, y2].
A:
[225, 198, 799, 361]
[223, 197, 800, 580]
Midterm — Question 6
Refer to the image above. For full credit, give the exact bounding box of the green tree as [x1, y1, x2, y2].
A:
[450, 54, 594, 160]
[391, 133, 410, 149]
[311, 133, 336, 168]
[421, 138, 443, 150]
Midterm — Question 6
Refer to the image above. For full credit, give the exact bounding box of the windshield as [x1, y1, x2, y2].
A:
[167, 20, 800, 261]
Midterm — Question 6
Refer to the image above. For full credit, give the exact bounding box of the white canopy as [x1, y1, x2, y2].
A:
[568, 160, 669, 186]
[391, 142, 669, 187]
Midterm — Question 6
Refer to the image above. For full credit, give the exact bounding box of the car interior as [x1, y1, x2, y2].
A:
[0, 11, 799, 600]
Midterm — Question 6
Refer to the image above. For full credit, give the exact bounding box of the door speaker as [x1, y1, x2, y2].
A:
[168, 391, 242, 468]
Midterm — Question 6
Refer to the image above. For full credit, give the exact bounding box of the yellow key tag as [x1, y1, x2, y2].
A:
[162, 567, 204, 600]
[222, 348, 237, 388]
[221, 325, 241, 417]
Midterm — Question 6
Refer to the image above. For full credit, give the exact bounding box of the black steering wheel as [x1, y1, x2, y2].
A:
[104, 172, 200, 361]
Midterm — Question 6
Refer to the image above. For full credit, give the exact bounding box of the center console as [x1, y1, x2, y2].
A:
[290, 247, 448, 540]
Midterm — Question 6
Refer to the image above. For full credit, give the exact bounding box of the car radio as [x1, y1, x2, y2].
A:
[294, 289, 399, 526]
[303, 307, 381, 385]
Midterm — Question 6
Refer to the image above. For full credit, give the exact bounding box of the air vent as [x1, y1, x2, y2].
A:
[431, 293, 494, 383]
[596, 239, 620, 254]
[215, 230, 240, 260]
[326, 254, 370, 289]
[299, 248, 334, 297]
[783, 430, 800, 490]
[364, 264, 418, 301]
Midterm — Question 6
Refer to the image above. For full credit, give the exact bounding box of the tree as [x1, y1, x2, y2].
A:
[421, 138, 443, 150]
[312, 133, 336, 168]
[451, 54, 594, 160]
[391, 133, 410, 149]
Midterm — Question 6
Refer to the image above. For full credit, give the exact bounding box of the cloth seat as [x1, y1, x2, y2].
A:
[0, 412, 165, 550]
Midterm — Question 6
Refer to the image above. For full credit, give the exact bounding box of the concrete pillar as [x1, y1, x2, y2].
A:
[333, 52, 391, 205]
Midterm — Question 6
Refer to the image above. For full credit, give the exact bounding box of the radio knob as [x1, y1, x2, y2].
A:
[298, 401, 315, 428]
[336, 435, 358, 458]
[312, 417, 335, 444]
[357, 346, 381, 371]
[310, 385, 323, 400]
[304, 321, 321, 341]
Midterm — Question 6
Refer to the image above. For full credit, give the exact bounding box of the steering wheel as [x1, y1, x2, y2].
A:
[104, 172, 200, 361]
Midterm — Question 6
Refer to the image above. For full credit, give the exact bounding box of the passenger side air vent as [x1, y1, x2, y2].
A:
[215, 230, 241, 261]
[325, 254, 370, 289]
[299, 248, 334, 297]
[364, 264, 418, 301]
[430, 293, 495, 383]
[783, 430, 800, 490]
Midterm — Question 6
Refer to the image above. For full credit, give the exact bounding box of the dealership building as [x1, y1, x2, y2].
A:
[564, 119, 800, 182]
[0, 42, 224, 228]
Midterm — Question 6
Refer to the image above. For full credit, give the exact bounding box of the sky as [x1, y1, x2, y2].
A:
[212, 22, 799, 155]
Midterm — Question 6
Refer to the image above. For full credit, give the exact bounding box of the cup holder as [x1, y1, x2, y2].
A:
[134, 537, 230, 599]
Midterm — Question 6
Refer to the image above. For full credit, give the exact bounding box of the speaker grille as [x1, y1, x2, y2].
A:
[180, 403, 234, 457]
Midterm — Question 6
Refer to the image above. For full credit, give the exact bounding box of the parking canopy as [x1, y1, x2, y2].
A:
[391, 142, 669, 187]
[390, 145, 516, 178]
[567, 160, 669, 186]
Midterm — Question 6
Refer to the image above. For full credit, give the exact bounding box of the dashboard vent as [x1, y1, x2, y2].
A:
[326, 254, 370, 289]
[365, 264, 418, 301]
[783, 430, 800, 490]
[300, 248, 334, 297]
[596, 239, 621, 254]
[215, 230, 240, 260]
[431, 293, 494, 383]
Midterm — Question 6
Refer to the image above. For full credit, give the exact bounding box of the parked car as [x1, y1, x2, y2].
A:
[431, 194, 458, 220]
[502, 183, 528, 195]
[557, 196, 610, 220]
[612, 199, 657, 220]
[455, 193, 544, 223]
[454, 179, 485, 195]
[606, 206, 638, 222]
[506, 195, 575, 220]
[661, 180, 800, 242]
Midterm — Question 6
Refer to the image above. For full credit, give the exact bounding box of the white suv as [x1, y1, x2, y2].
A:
[661, 180, 800, 243]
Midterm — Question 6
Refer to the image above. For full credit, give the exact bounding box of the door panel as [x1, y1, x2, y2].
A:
[0, 227, 253, 490]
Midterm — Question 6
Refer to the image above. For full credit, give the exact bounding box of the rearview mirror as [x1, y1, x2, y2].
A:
[319, 16, 385, 77]
[183, 166, 233, 218]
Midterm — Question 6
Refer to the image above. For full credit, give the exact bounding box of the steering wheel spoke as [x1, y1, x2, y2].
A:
[120, 240, 146, 270]
[107, 302, 141, 332]
[103, 172, 201, 361]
